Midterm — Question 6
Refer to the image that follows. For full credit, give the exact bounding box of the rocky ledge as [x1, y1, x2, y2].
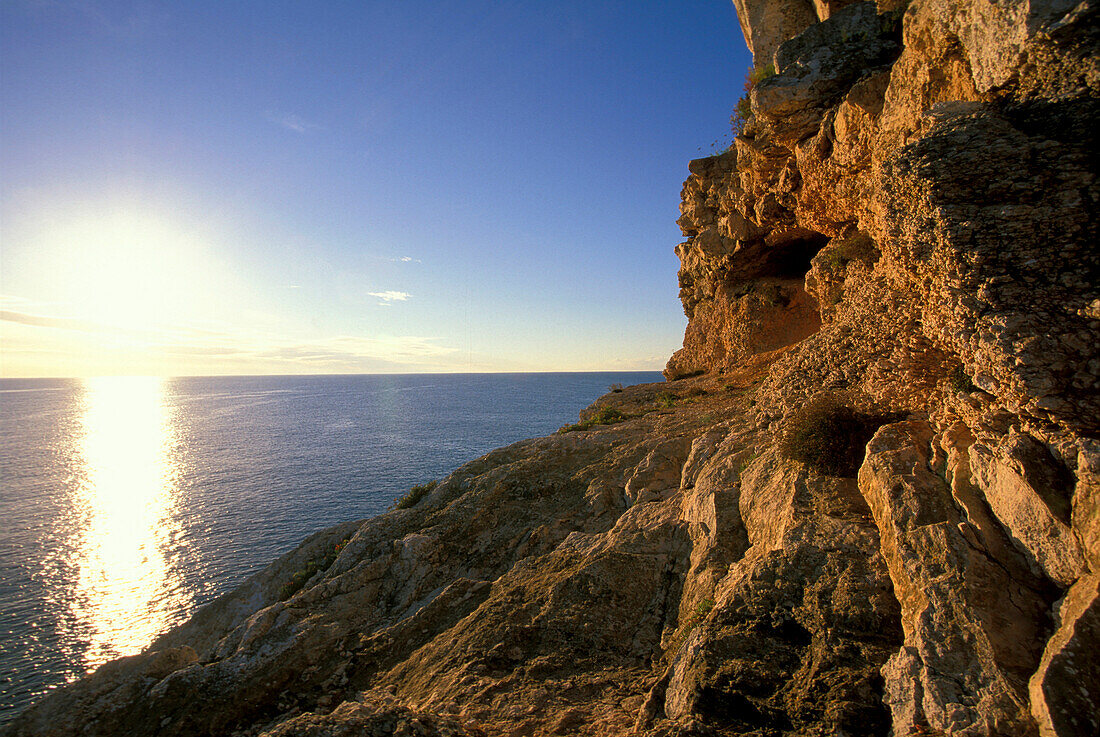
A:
[7, 1, 1098, 735]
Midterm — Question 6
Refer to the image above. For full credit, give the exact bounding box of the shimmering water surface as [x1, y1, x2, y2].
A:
[0, 372, 660, 722]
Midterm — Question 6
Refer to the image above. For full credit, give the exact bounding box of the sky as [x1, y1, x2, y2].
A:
[0, 1, 751, 377]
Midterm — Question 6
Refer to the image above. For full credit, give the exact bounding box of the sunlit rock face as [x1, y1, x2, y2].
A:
[7, 1, 1099, 735]
[665, 0, 1100, 733]
[679, 0, 1100, 426]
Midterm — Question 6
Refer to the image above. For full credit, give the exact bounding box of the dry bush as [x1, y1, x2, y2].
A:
[780, 394, 897, 476]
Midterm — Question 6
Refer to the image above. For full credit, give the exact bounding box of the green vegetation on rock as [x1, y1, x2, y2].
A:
[278, 536, 351, 601]
[780, 395, 895, 477]
[949, 365, 977, 393]
[395, 480, 437, 509]
[558, 406, 628, 433]
[731, 63, 775, 134]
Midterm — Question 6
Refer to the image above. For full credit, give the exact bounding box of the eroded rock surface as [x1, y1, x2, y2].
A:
[10, 376, 904, 736]
[7, 0, 1098, 735]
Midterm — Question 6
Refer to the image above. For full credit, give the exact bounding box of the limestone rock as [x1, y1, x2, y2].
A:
[668, 0, 1099, 730]
[258, 697, 485, 737]
[859, 421, 1053, 736]
[969, 435, 1088, 586]
[752, 2, 901, 123]
[1073, 440, 1100, 570]
[661, 448, 900, 736]
[1029, 574, 1100, 737]
[730, 0, 818, 67]
[625, 437, 692, 504]
[5, 647, 199, 737]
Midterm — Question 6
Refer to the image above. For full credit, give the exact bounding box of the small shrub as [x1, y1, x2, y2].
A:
[279, 536, 351, 601]
[737, 451, 758, 475]
[731, 96, 753, 135]
[949, 365, 977, 393]
[752, 283, 786, 308]
[656, 391, 677, 408]
[590, 406, 625, 424]
[820, 250, 848, 272]
[665, 596, 718, 659]
[608, 383, 624, 393]
[780, 395, 894, 477]
[559, 406, 629, 433]
[396, 480, 437, 509]
[731, 63, 776, 134]
[734, 281, 787, 306]
[880, 7, 905, 36]
[749, 64, 777, 87]
[697, 136, 734, 157]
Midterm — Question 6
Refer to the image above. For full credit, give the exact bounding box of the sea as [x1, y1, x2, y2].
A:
[0, 371, 660, 723]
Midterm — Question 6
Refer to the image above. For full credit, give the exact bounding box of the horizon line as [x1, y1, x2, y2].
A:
[0, 369, 668, 381]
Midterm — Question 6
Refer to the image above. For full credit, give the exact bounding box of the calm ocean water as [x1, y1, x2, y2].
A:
[0, 371, 660, 722]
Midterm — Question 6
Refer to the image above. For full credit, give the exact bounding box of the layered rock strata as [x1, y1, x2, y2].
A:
[7, 1, 1098, 735]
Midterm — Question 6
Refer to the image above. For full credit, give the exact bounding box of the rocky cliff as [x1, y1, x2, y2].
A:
[7, 1, 1098, 735]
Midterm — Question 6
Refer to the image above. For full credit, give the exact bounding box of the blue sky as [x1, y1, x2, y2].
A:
[0, 1, 750, 376]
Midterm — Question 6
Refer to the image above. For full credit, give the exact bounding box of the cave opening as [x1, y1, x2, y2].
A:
[763, 232, 830, 279]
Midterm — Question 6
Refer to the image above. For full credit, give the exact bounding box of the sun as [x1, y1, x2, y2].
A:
[0, 200, 261, 375]
[7, 199, 255, 340]
[37, 209, 216, 329]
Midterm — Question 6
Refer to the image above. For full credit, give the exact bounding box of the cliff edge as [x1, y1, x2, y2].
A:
[7, 1, 1098, 735]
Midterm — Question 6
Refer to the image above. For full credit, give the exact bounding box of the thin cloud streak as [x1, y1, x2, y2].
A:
[264, 111, 323, 134]
[1, 296, 458, 375]
[0, 309, 102, 332]
[373, 256, 421, 264]
[367, 291, 411, 305]
[1, 307, 234, 343]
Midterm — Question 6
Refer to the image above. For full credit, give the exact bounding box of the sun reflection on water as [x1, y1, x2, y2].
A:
[69, 376, 187, 670]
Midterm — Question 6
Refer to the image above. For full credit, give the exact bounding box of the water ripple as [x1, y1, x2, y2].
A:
[0, 371, 660, 722]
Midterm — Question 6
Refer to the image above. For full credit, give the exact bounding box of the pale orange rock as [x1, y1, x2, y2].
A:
[1029, 574, 1100, 737]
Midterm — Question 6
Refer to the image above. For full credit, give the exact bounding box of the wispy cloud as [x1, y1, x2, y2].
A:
[168, 335, 455, 368]
[2, 309, 106, 333]
[1, 306, 228, 343]
[264, 111, 323, 134]
[373, 255, 421, 264]
[1, 295, 460, 375]
[367, 290, 411, 305]
[162, 345, 243, 357]
[326, 334, 451, 360]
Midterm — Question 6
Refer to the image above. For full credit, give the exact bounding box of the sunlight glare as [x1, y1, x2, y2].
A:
[70, 376, 186, 669]
[38, 209, 224, 329]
